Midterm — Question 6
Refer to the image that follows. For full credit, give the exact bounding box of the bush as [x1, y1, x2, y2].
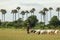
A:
[49, 16, 60, 28]
[26, 15, 38, 27]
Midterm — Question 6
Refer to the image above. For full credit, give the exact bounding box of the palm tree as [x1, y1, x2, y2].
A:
[43, 8, 48, 24]
[43, 11, 46, 24]
[0, 9, 7, 22]
[16, 7, 20, 19]
[56, 7, 60, 20]
[39, 10, 46, 29]
[49, 7, 53, 19]
[43, 8, 48, 17]
[25, 10, 29, 18]
[39, 11, 43, 22]
[43, 11, 46, 29]
[11, 10, 14, 21]
[30, 8, 35, 15]
[11, 9, 18, 21]
[20, 11, 25, 20]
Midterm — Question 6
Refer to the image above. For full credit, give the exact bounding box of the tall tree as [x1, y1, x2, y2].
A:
[42, 11, 46, 29]
[39, 10, 46, 29]
[39, 11, 43, 22]
[43, 8, 48, 24]
[49, 16, 59, 28]
[20, 11, 25, 20]
[11, 9, 18, 21]
[49, 7, 53, 19]
[16, 7, 20, 19]
[30, 8, 35, 15]
[0, 9, 7, 22]
[42, 11, 45, 24]
[11, 10, 14, 21]
[56, 7, 60, 20]
[26, 15, 38, 27]
[25, 10, 29, 18]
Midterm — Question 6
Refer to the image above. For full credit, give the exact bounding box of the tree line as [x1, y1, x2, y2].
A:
[0, 7, 60, 29]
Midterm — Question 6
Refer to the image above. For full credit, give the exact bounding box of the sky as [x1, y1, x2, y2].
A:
[0, 0, 60, 23]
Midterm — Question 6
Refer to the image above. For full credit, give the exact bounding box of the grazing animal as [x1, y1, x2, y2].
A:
[46, 30, 55, 34]
[31, 29, 40, 34]
[40, 30, 47, 34]
[50, 30, 55, 34]
[35, 30, 41, 35]
[31, 30, 36, 33]
[31, 29, 59, 35]
[46, 30, 59, 34]
[54, 30, 59, 34]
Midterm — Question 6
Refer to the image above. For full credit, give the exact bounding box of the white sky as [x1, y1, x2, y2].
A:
[0, 0, 60, 23]
[0, 0, 60, 9]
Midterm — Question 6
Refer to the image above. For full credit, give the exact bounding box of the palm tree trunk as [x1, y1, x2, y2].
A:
[58, 11, 59, 20]
[15, 13, 16, 21]
[41, 14, 42, 22]
[44, 15, 45, 24]
[46, 12, 48, 23]
[43, 15, 45, 29]
[2, 14, 3, 22]
[31, 13, 32, 15]
[33, 13, 34, 15]
[4, 14, 5, 22]
[13, 14, 14, 21]
[50, 10, 51, 19]
[26, 14, 28, 18]
[22, 15, 24, 20]
[45, 11, 48, 24]
[18, 10, 19, 19]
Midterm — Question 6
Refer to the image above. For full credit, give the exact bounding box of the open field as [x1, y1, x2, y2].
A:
[0, 29, 60, 40]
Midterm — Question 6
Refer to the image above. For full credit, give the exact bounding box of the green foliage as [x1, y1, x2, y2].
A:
[16, 7, 20, 10]
[20, 11, 25, 15]
[1, 22, 7, 28]
[0, 9, 7, 14]
[15, 18, 24, 28]
[56, 7, 60, 11]
[17, 18, 23, 22]
[43, 8, 48, 12]
[0, 20, 2, 26]
[30, 8, 35, 13]
[0, 7, 60, 29]
[25, 10, 29, 14]
[49, 16, 60, 28]
[34, 22, 45, 29]
[26, 15, 38, 27]
[39, 22, 45, 29]
[49, 7, 53, 10]
[11, 9, 18, 13]
[6, 22, 10, 27]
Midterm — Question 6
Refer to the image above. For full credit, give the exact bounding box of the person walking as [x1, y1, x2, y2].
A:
[26, 23, 30, 34]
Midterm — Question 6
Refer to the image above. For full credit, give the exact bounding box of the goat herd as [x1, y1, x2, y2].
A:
[31, 29, 59, 35]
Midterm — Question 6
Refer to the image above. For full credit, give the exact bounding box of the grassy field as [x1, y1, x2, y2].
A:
[0, 29, 60, 40]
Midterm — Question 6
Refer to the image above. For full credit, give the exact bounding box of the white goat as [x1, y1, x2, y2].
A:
[40, 30, 47, 34]
[54, 30, 59, 34]
[46, 30, 55, 34]
[31, 29, 59, 34]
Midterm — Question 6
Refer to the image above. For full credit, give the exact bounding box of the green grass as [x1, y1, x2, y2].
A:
[0, 29, 60, 40]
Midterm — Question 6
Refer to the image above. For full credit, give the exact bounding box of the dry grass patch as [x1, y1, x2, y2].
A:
[0, 29, 60, 40]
